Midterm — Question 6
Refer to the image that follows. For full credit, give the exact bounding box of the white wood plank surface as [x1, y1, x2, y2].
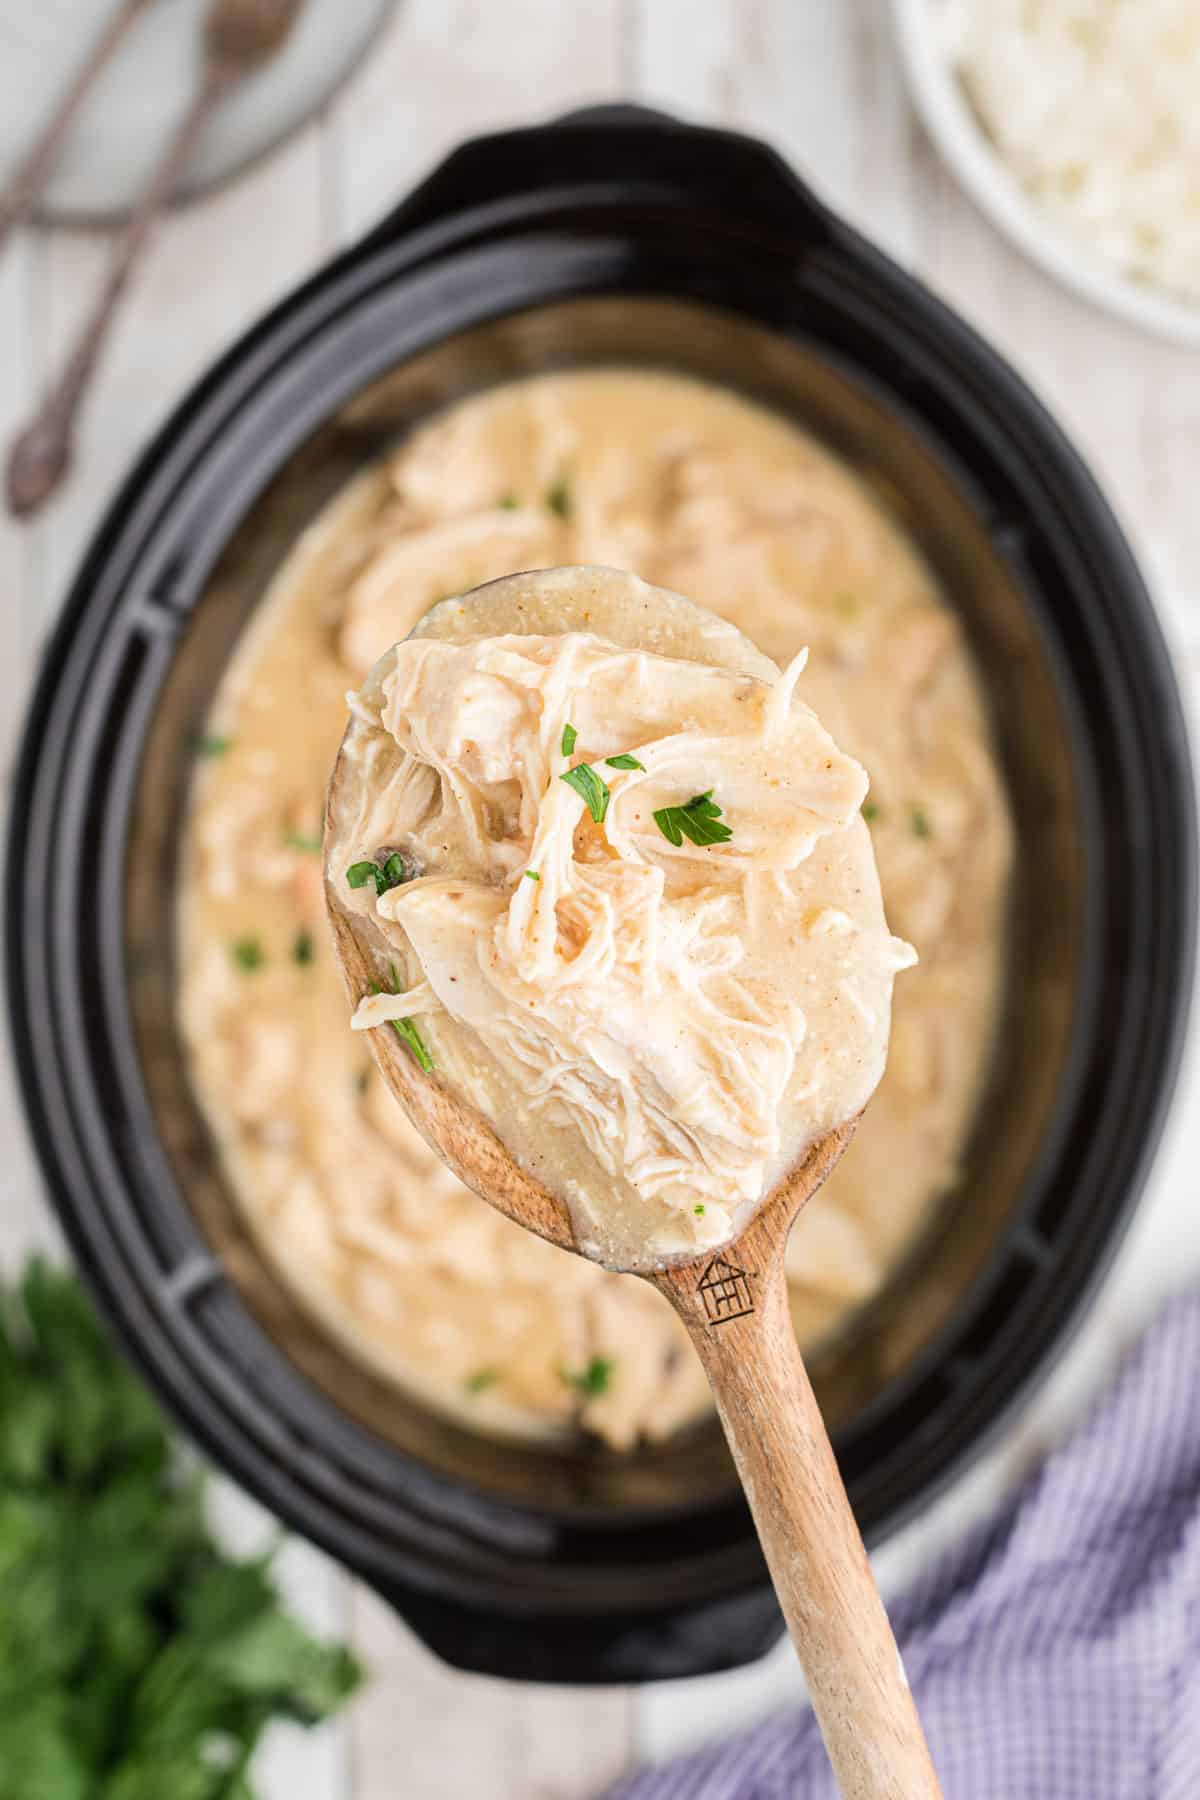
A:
[0, 1, 1197, 1794]
[0, 230, 53, 1257]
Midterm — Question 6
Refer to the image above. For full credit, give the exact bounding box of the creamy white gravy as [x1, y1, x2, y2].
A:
[178, 370, 1012, 1448]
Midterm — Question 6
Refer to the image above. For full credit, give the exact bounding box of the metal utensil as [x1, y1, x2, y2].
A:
[0, 0, 160, 262]
[6, 0, 303, 518]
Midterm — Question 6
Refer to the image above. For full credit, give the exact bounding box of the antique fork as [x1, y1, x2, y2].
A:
[7, 0, 303, 518]
[0, 0, 162, 262]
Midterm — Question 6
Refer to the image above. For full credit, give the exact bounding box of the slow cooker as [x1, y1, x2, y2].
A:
[7, 106, 1195, 1682]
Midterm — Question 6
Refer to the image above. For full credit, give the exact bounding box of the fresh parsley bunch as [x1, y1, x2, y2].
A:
[0, 1260, 362, 1800]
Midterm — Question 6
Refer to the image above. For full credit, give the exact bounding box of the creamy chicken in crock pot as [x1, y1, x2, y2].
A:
[179, 370, 1012, 1448]
[329, 568, 916, 1269]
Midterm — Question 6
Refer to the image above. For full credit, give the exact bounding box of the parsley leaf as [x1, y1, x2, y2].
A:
[561, 722, 578, 756]
[368, 970, 434, 1074]
[653, 791, 732, 848]
[292, 929, 314, 967]
[392, 1018, 433, 1074]
[560, 763, 610, 824]
[524, 869, 540, 882]
[284, 829, 322, 854]
[196, 734, 231, 759]
[464, 1368, 498, 1394]
[346, 852, 410, 896]
[604, 753, 644, 771]
[208, 1611, 361, 1721]
[230, 936, 264, 973]
[545, 476, 572, 519]
[862, 801, 881, 823]
[909, 804, 932, 839]
[560, 1356, 614, 1399]
[497, 492, 520, 510]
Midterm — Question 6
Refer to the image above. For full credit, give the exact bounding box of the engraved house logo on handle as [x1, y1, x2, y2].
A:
[698, 1255, 755, 1325]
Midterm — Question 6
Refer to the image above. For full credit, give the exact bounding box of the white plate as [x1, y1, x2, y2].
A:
[0, 0, 394, 221]
[890, 0, 1200, 348]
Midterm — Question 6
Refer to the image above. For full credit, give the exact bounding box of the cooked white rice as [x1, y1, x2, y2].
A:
[940, 0, 1200, 306]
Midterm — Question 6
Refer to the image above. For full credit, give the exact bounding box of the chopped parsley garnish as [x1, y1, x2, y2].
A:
[393, 1016, 434, 1073]
[561, 721, 578, 756]
[909, 804, 932, 839]
[545, 476, 572, 519]
[346, 851, 410, 895]
[525, 869, 540, 882]
[497, 492, 520, 510]
[694, 1204, 706, 1216]
[231, 935, 265, 972]
[465, 1367, 499, 1394]
[196, 732, 232, 758]
[354, 1069, 370, 1096]
[292, 928, 314, 966]
[368, 967, 434, 1074]
[285, 828, 323, 854]
[560, 762, 610, 823]
[605, 753, 644, 771]
[862, 800, 881, 823]
[653, 790, 732, 848]
[560, 1356, 614, 1399]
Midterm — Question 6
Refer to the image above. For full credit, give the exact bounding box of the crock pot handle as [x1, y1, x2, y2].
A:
[551, 101, 679, 128]
[356, 105, 838, 253]
[368, 1577, 789, 1686]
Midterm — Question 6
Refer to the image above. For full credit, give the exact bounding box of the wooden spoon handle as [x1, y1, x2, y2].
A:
[660, 1254, 941, 1800]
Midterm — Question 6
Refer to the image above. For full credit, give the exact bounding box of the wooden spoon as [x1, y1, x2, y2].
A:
[325, 576, 942, 1800]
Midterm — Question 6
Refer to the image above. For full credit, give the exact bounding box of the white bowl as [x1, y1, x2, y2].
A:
[890, 0, 1200, 348]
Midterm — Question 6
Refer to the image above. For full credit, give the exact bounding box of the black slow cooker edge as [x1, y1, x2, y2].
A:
[5, 104, 1196, 1685]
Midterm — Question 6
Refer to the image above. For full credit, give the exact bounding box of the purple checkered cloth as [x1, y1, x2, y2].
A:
[606, 1293, 1200, 1800]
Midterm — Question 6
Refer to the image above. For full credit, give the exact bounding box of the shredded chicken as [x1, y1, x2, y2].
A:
[335, 606, 915, 1265]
